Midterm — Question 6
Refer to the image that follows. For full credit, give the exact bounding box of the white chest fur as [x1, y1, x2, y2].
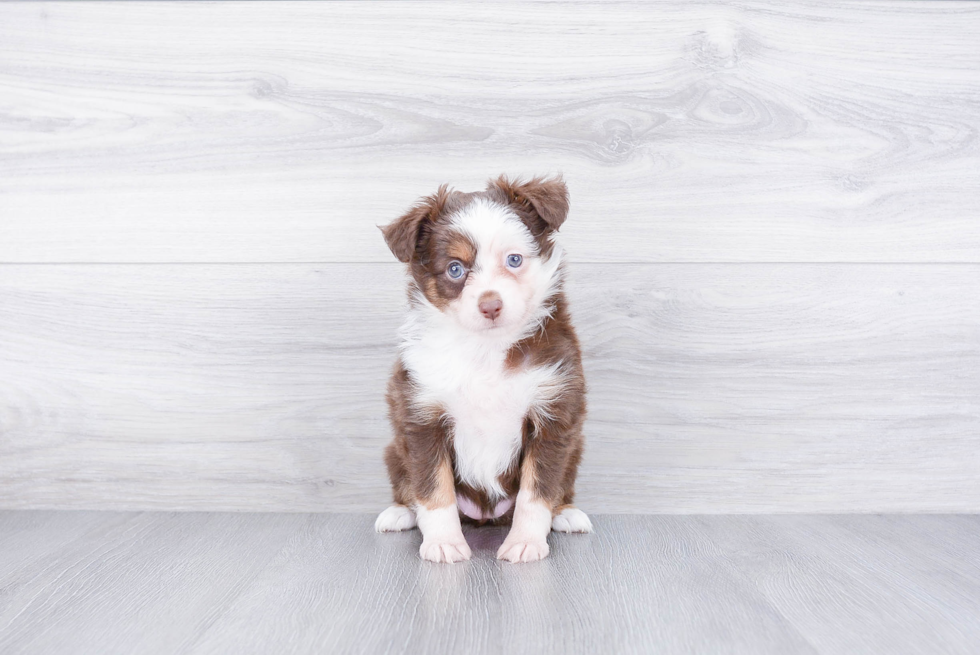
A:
[400, 314, 564, 499]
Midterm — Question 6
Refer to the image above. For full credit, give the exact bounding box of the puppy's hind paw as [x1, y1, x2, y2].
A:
[552, 507, 593, 533]
[375, 505, 417, 532]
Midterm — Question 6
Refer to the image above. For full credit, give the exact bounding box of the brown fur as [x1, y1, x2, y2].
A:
[379, 175, 586, 524]
[485, 175, 569, 259]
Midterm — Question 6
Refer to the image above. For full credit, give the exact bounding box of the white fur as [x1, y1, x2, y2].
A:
[415, 504, 471, 563]
[447, 199, 542, 334]
[374, 505, 417, 532]
[399, 200, 568, 499]
[497, 489, 553, 563]
[447, 198, 564, 337]
[552, 507, 593, 533]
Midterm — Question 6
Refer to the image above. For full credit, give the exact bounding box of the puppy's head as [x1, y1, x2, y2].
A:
[380, 175, 569, 335]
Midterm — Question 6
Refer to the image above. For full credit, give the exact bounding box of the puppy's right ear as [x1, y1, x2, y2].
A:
[379, 185, 451, 263]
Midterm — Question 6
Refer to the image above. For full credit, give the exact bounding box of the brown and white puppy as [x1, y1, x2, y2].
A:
[374, 175, 591, 564]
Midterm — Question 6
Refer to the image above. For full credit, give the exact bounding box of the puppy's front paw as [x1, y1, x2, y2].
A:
[552, 507, 593, 533]
[375, 505, 417, 532]
[419, 536, 472, 563]
[497, 538, 550, 563]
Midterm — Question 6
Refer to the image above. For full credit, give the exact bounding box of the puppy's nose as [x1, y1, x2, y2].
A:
[478, 293, 503, 321]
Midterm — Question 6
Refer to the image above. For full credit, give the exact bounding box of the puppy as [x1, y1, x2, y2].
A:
[374, 175, 592, 563]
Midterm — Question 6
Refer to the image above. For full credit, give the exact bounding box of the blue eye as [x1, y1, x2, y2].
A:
[447, 261, 465, 279]
[507, 254, 523, 268]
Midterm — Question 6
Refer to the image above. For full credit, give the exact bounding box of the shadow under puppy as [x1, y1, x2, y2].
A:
[375, 175, 592, 563]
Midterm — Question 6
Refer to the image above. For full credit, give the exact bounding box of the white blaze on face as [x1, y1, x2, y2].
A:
[447, 199, 559, 336]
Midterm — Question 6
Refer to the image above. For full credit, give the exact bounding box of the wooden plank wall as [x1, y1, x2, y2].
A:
[1, 1, 978, 512]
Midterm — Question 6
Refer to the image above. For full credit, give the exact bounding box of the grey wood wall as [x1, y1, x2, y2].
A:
[1, 1, 978, 513]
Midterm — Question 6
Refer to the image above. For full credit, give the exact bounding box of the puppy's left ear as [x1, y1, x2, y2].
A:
[489, 174, 569, 234]
[379, 185, 452, 263]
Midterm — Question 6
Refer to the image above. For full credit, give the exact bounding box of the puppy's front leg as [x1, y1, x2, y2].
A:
[497, 457, 554, 563]
[415, 458, 471, 563]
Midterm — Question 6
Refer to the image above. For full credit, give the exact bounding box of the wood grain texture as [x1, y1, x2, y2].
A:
[1, 1, 979, 262]
[698, 515, 980, 654]
[0, 512, 306, 654]
[1, 512, 979, 655]
[1, 263, 977, 512]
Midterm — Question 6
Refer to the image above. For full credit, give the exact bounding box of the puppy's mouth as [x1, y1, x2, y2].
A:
[477, 316, 507, 332]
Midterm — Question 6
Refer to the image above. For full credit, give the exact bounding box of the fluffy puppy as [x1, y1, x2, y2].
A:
[374, 175, 592, 563]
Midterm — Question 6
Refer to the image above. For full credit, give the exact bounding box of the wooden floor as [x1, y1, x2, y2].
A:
[1, 512, 978, 654]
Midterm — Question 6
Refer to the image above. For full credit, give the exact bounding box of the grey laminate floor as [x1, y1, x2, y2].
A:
[0, 512, 977, 655]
